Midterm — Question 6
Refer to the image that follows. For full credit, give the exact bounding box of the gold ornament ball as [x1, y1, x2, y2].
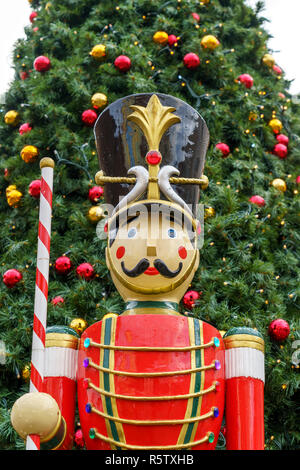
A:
[249, 111, 258, 121]
[89, 44, 106, 59]
[272, 178, 286, 192]
[70, 318, 88, 335]
[91, 93, 108, 109]
[21, 364, 31, 382]
[201, 35, 220, 50]
[205, 207, 215, 218]
[20, 145, 39, 163]
[102, 313, 119, 321]
[268, 118, 283, 134]
[201, 0, 210, 4]
[6, 185, 23, 207]
[153, 31, 169, 45]
[262, 53, 275, 68]
[4, 110, 20, 126]
[88, 205, 105, 223]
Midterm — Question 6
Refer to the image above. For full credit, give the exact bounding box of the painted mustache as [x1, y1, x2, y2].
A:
[121, 258, 182, 278]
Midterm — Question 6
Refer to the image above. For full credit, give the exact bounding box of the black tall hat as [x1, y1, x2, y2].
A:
[94, 93, 209, 216]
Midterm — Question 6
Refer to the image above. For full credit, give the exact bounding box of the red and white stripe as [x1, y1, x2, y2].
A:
[27, 158, 54, 450]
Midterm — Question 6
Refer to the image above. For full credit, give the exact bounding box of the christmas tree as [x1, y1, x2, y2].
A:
[0, 0, 299, 450]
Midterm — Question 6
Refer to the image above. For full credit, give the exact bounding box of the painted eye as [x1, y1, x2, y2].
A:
[127, 227, 137, 238]
[167, 228, 177, 239]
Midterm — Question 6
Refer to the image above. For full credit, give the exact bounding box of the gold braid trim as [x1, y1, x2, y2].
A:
[95, 171, 209, 189]
[87, 338, 215, 351]
[91, 429, 211, 450]
[88, 359, 217, 377]
[89, 405, 215, 426]
[88, 381, 217, 401]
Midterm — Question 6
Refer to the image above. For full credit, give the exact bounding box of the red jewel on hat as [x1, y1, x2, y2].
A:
[146, 150, 162, 165]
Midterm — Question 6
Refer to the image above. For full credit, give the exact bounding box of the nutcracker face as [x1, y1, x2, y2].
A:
[105, 202, 199, 297]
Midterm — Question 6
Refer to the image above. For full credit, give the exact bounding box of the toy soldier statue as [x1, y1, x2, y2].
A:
[11, 94, 265, 450]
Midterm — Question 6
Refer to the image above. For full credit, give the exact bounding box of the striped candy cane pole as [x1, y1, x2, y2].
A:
[26, 158, 55, 450]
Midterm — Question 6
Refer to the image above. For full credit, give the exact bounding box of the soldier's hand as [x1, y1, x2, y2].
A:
[11, 392, 61, 441]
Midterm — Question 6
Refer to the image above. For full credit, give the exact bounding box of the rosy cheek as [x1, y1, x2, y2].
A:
[116, 246, 125, 259]
[178, 246, 187, 259]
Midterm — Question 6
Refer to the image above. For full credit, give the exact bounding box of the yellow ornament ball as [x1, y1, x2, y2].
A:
[6, 185, 23, 207]
[262, 53, 275, 68]
[88, 205, 105, 223]
[20, 145, 39, 163]
[91, 93, 108, 109]
[70, 318, 88, 335]
[201, 35, 220, 50]
[205, 207, 215, 218]
[102, 313, 119, 321]
[153, 31, 169, 45]
[89, 44, 106, 59]
[249, 111, 258, 121]
[272, 178, 286, 192]
[21, 364, 31, 382]
[4, 110, 20, 126]
[201, 0, 210, 4]
[268, 118, 283, 134]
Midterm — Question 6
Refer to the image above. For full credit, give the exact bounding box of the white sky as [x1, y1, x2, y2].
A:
[0, 0, 300, 96]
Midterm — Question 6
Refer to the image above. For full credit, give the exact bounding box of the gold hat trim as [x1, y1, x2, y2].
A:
[45, 333, 79, 349]
[224, 334, 264, 353]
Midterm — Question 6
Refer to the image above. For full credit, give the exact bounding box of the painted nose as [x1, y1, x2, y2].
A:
[147, 245, 157, 257]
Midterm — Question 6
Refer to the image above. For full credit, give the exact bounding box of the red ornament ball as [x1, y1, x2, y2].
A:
[183, 53, 200, 69]
[276, 134, 289, 146]
[29, 11, 38, 22]
[191, 12, 200, 22]
[273, 143, 288, 159]
[249, 195, 266, 207]
[273, 65, 282, 75]
[183, 290, 201, 309]
[55, 256, 72, 274]
[296, 175, 300, 184]
[34, 56, 51, 72]
[29, 179, 41, 198]
[238, 73, 253, 89]
[51, 296, 64, 306]
[74, 428, 85, 448]
[215, 142, 230, 157]
[76, 263, 94, 280]
[89, 186, 104, 203]
[168, 34, 178, 47]
[81, 109, 98, 127]
[268, 319, 290, 342]
[114, 55, 131, 72]
[19, 123, 32, 135]
[20, 71, 29, 80]
[3, 269, 23, 288]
